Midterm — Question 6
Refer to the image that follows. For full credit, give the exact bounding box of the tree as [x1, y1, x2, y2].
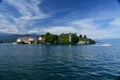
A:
[87, 39, 96, 44]
[83, 35, 87, 39]
[71, 33, 79, 44]
[37, 33, 95, 45]
[79, 34, 82, 38]
[79, 34, 83, 41]
[45, 33, 54, 44]
[54, 35, 58, 44]
[58, 33, 70, 44]
[44, 32, 58, 44]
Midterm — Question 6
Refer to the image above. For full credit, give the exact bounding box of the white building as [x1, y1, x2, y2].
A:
[17, 37, 37, 44]
[78, 41, 86, 45]
[38, 37, 45, 41]
[69, 34, 72, 42]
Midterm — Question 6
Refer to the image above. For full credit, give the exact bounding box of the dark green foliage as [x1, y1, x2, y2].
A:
[83, 35, 87, 39]
[54, 35, 58, 44]
[79, 34, 82, 38]
[43, 32, 58, 44]
[45, 32, 54, 44]
[71, 33, 79, 44]
[37, 40, 44, 44]
[38, 32, 95, 45]
[58, 33, 70, 44]
[79, 34, 84, 41]
[40, 34, 46, 37]
[87, 39, 96, 44]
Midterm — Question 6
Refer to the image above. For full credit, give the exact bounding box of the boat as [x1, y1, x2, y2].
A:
[101, 43, 112, 46]
[12, 42, 17, 45]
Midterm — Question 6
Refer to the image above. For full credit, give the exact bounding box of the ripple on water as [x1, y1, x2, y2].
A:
[0, 44, 120, 80]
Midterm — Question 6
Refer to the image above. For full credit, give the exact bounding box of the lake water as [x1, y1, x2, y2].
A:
[0, 43, 120, 80]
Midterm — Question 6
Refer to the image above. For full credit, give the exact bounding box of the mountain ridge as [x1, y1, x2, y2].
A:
[0, 33, 39, 43]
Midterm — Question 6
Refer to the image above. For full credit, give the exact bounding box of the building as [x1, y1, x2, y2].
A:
[77, 41, 86, 45]
[17, 37, 37, 44]
[69, 34, 72, 42]
[38, 37, 45, 41]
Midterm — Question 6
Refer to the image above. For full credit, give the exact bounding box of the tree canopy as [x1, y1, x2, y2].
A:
[38, 32, 95, 45]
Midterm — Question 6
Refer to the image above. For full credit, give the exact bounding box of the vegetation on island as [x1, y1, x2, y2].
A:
[37, 32, 95, 45]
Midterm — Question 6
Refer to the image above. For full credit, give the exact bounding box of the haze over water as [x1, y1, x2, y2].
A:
[0, 43, 120, 80]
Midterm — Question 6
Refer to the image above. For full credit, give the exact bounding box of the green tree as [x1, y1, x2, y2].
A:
[45, 33, 53, 44]
[79, 34, 83, 41]
[58, 33, 70, 44]
[37, 33, 95, 45]
[44, 32, 58, 44]
[83, 35, 88, 44]
[79, 34, 82, 38]
[83, 35, 87, 39]
[54, 35, 58, 44]
[87, 39, 96, 44]
[71, 33, 79, 44]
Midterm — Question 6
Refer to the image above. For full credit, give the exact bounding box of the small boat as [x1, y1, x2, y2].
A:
[12, 42, 17, 45]
[101, 43, 112, 46]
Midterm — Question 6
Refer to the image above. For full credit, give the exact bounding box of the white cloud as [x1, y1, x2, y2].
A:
[6, 0, 44, 16]
[40, 18, 120, 39]
[0, 0, 120, 39]
[0, 14, 19, 34]
[7, 0, 49, 29]
[0, 0, 50, 34]
[70, 19, 95, 28]
[70, 18, 120, 39]
[110, 17, 120, 26]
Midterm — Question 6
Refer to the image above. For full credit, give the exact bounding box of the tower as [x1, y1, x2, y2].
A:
[69, 34, 71, 42]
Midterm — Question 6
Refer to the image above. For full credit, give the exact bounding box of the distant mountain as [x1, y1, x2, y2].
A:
[0, 33, 39, 43]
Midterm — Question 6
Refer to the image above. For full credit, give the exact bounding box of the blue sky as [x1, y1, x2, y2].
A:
[0, 0, 120, 39]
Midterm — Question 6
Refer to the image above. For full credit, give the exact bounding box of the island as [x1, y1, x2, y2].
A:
[15, 32, 96, 45]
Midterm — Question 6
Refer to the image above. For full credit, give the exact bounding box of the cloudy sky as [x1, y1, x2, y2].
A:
[0, 0, 120, 39]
